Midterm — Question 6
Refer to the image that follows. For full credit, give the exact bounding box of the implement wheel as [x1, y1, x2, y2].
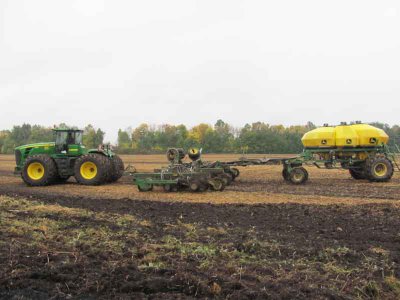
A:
[138, 183, 153, 192]
[231, 168, 240, 180]
[219, 173, 233, 186]
[74, 154, 109, 185]
[209, 179, 225, 191]
[288, 167, 308, 185]
[189, 179, 201, 192]
[22, 155, 57, 186]
[365, 157, 394, 182]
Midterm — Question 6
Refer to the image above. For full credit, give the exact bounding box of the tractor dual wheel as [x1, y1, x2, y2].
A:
[287, 167, 308, 185]
[74, 154, 109, 185]
[108, 155, 125, 182]
[365, 157, 394, 182]
[22, 155, 58, 186]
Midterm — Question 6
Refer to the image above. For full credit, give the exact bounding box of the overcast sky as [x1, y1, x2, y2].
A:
[1, 0, 399, 142]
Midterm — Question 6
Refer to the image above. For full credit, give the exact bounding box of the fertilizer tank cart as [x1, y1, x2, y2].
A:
[281, 122, 399, 184]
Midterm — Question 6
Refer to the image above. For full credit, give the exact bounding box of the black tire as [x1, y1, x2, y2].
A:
[282, 168, 290, 181]
[189, 180, 201, 192]
[22, 155, 58, 186]
[188, 148, 201, 161]
[210, 179, 225, 191]
[288, 167, 309, 185]
[349, 168, 366, 180]
[74, 154, 109, 185]
[365, 157, 394, 182]
[219, 173, 233, 186]
[199, 183, 209, 192]
[231, 168, 240, 179]
[163, 184, 173, 192]
[138, 184, 153, 192]
[108, 155, 125, 182]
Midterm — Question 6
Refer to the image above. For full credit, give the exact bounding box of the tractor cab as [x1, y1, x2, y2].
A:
[54, 129, 84, 155]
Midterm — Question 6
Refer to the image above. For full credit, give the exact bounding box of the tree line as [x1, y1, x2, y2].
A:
[0, 124, 104, 154]
[1, 121, 399, 155]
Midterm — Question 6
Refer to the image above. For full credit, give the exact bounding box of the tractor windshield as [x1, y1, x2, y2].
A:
[55, 131, 83, 147]
[74, 132, 83, 144]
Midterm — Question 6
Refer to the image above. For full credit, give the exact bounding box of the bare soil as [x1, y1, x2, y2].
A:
[1, 154, 400, 299]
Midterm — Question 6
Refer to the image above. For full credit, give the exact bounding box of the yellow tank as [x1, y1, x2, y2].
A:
[302, 123, 389, 148]
[335, 125, 359, 147]
[352, 124, 389, 146]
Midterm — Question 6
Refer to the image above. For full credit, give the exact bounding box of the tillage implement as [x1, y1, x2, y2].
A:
[131, 148, 240, 192]
[14, 128, 124, 186]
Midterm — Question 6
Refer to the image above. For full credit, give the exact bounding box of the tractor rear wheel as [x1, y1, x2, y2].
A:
[288, 167, 308, 185]
[109, 155, 125, 182]
[365, 157, 394, 182]
[22, 155, 57, 186]
[74, 154, 109, 185]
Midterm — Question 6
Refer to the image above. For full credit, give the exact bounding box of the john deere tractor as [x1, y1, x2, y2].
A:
[14, 128, 124, 186]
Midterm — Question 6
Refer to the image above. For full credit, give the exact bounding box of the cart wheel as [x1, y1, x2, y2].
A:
[365, 157, 394, 182]
[282, 168, 290, 181]
[289, 167, 308, 185]
[138, 183, 153, 192]
[349, 168, 366, 180]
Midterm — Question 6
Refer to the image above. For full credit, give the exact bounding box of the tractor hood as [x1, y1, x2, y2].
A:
[15, 142, 55, 151]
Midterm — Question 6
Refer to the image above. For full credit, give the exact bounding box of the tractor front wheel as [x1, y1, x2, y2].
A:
[22, 155, 57, 186]
[74, 154, 109, 185]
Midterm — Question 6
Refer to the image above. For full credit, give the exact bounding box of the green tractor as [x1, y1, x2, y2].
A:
[14, 128, 124, 186]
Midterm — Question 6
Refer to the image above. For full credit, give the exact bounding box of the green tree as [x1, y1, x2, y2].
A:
[83, 125, 105, 148]
[117, 129, 132, 153]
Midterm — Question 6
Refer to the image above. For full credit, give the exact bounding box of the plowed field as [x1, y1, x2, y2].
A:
[1, 154, 400, 299]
